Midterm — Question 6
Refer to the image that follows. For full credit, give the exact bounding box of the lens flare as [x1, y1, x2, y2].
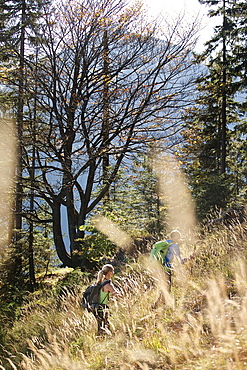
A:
[0, 117, 16, 252]
[92, 215, 133, 251]
[152, 153, 196, 236]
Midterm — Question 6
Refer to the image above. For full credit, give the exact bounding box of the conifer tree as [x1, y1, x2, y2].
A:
[102, 153, 165, 237]
[0, 0, 50, 286]
[180, 0, 247, 221]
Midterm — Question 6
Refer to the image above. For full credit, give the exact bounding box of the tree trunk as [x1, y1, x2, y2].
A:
[52, 200, 74, 267]
[221, 0, 227, 174]
[14, 0, 26, 276]
[102, 29, 110, 205]
[28, 143, 36, 289]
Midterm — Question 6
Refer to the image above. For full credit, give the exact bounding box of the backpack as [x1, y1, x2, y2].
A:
[150, 240, 172, 265]
[82, 280, 110, 311]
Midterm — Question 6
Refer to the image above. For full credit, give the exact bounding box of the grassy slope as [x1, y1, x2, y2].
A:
[1, 224, 247, 370]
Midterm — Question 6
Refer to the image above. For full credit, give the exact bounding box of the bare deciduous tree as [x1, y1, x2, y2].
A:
[24, 0, 199, 267]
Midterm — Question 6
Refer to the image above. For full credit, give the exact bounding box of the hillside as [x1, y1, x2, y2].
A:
[0, 222, 247, 369]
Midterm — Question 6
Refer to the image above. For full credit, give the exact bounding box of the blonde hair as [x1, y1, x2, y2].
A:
[96, 264, 114, 283]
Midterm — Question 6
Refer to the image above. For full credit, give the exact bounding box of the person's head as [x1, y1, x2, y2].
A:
[96, 264, 114, 283]
[170, 230, 181, 244]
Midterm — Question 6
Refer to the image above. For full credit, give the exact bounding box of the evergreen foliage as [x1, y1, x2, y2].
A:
[180, 0, 247, 221]
[0, 0, 52, 291]
[100, 154, 166, 237]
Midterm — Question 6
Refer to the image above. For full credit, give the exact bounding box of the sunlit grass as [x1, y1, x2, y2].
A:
[1, 223, 247, 369]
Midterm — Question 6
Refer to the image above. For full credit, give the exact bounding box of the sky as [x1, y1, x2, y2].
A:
[142, 0, 221, 52]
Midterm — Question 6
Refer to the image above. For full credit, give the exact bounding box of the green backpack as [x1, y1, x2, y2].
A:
[150, 240, 172, 265]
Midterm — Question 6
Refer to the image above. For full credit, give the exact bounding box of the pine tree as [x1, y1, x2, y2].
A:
[0, 0, 51, 286]
[179, 0, 247, 221]
[101, 153, 165, 237]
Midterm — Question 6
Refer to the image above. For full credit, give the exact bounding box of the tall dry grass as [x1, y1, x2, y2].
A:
[1, 223, 247, 370]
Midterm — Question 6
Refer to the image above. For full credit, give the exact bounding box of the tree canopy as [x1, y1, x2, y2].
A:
[5, 0, 199, 268]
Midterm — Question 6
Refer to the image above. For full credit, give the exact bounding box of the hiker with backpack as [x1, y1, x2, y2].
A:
[82, 264, 121, 334]
[150, 230, 187, 290]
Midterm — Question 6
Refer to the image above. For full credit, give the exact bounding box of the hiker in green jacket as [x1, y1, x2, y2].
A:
[95, 264, 120, 333]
